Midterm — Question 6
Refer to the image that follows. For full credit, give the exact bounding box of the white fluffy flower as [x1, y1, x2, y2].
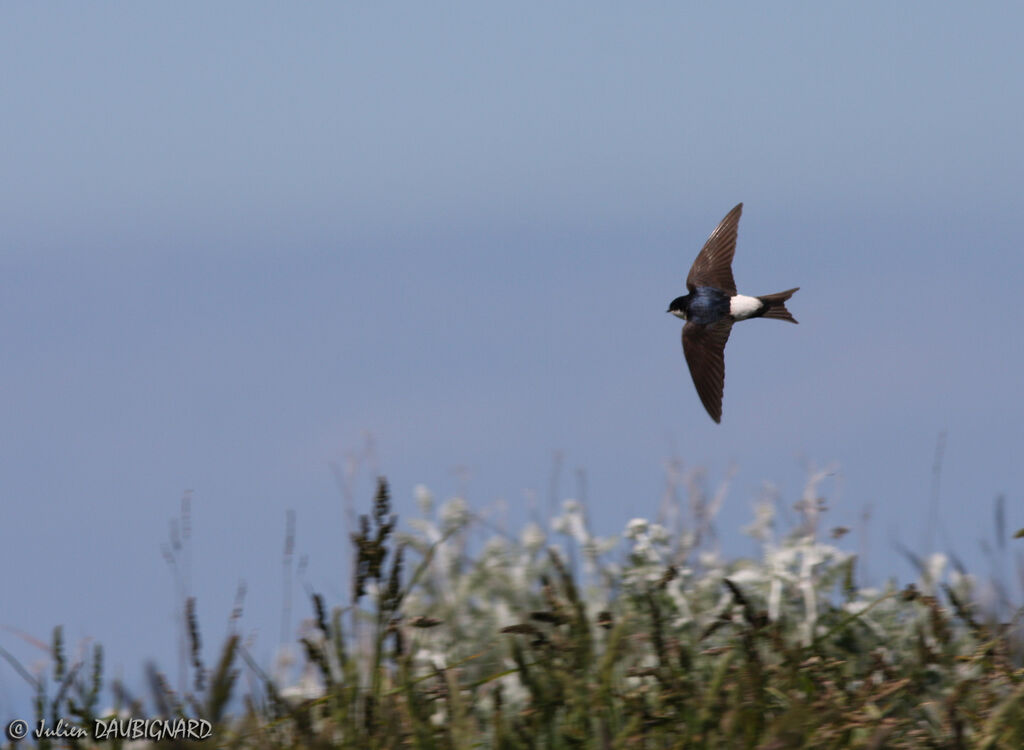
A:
[625, 518, 649, 538]
[521, 522, 545, 551]
[440, 496, 469, 531]
[562, 498, 582, 514]
[414, 484, 434, 514]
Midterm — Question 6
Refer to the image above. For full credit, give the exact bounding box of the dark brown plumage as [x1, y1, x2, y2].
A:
[681, 319, 733, 423]
[686, 202, 742, 295]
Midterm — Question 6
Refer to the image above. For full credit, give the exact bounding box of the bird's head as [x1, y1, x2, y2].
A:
[667, 295, 688, 320]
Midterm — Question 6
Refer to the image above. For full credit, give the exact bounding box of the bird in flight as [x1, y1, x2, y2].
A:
[667, 203, 798, 423]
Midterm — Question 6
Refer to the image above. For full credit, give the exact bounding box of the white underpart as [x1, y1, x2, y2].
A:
[729, 294, 763, 320]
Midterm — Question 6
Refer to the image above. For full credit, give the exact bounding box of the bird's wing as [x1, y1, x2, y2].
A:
[686, 203, 742, 295]
[682, 319, 733, 423]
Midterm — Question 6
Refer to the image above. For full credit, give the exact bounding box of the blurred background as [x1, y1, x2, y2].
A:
[2, 2, 1022, 720]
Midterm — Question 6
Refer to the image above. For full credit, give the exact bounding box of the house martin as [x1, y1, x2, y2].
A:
[667, 203, 798, 423]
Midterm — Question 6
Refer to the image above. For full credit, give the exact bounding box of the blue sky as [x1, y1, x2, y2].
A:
[2, 3, 1023, 718]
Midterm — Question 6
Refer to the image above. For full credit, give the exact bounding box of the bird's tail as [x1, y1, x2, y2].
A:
[757, 287, 799, 323]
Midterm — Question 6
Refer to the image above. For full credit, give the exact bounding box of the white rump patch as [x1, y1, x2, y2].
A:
[729, 294, 763, 320]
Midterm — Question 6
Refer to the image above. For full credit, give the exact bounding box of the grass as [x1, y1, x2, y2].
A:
[8, 473, 1024, 748]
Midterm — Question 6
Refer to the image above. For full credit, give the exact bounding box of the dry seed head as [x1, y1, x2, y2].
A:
[501, 624, 540, 637]
[409, 616, 442, 628]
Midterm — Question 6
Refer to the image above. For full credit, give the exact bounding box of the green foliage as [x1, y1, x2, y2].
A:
[7, 473, 1023, 748]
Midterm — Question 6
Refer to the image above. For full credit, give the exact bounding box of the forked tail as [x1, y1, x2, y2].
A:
[757, 287, 799, 323]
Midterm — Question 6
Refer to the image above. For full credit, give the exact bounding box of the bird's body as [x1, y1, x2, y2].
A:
[667, 203, 798, 423]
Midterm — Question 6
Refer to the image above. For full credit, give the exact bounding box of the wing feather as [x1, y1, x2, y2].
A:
[686, 203, 742, 294]
[681, 319, 733, 423]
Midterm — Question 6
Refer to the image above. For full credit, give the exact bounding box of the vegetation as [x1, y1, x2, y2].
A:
[8, 473, 1024, 748]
